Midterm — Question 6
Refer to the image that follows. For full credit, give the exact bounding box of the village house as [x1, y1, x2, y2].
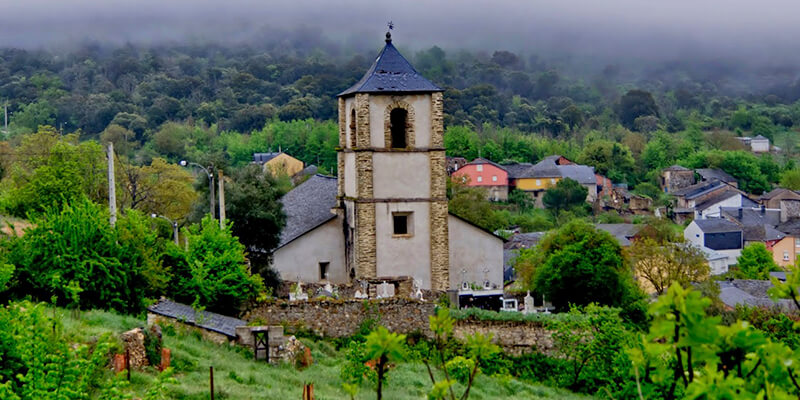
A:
[445, 156, 468, 175]
[253, 152, 305, 176]
[451, 158, 509, 201]
[270, 33, 504, 291]
[735, 135, 772, 153]
[670, 180, 754, 220]
[594, 223, 644, 247]
[774, 219, 800, 267]
[684, 218, 744, 269]
[760, 188, 800, 210]
[505, 155, 597, 207]
[660, 165, 695, 193]
[696, 168, 738, 188]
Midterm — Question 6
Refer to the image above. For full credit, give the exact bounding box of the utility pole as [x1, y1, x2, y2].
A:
[3, 103, 7, 136]
[107, 143, 117, 227]
[209, 166, 216, 219]
[218, 169, 226, 229]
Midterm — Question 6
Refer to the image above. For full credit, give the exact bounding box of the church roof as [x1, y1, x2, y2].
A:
[277, 174, 339, 249]
[339, 34, 442, 96]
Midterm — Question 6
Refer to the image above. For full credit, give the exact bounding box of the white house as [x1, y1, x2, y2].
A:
[684, 219, 743, 268]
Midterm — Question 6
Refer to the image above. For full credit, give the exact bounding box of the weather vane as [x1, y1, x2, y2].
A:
[386, 21, 394, 42]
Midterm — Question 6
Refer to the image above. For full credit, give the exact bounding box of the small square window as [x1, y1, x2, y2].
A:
[476, 165, 483, 172]
[551, 178, 556, 184]
[477, 176, 483, 182]
[795, 237, 800, 247]
[492, 175, 497, 182]
[536, 179, 541, 186]
[784, 251, 790, 261]
[393, 212, 412, 236]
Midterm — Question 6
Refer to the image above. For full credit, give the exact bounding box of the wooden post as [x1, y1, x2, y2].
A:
[107, 143, 117, 227]
[209, 366, 215, 400]
[302, 383, 314, 400]
[218, 169, 225, 229]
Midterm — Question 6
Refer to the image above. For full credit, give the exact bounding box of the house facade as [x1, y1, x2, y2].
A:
[684, 219, 743, 268]
[451, 158, 509, 201]
[270, 33, 504, 291]
[661, 165, 695, 193]
[254, 152, 305, 176]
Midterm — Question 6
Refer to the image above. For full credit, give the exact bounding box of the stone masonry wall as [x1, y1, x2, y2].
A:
[243, 299, 554, 355]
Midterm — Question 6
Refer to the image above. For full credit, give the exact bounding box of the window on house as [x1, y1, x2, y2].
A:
[392, 212, 412, 236]
[551, 178, 556, 184]
[349, 109, 357, 147]
[476, 165, 483, 172]
[536, 179, 541, 186]
[492, 175, 498, 182]
[784, 251, 790, 261]
[319, 262, 330, 280]
[477, 176, 483, 182]
[390, 108, 408, 148]
[795, 237, 800, 247]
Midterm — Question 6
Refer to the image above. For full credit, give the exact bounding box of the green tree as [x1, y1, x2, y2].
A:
[447, 178, 504, 232]
[779, 168, 800, 190]
[118, 157, 198, 221]
[627, 238, 709, 295]
[736, 243, 778, 280]
[617, 90, 659, 130]
[532, 220, 638, 311]
[364, 326, 406, 400]
[166, 215, 264, 314]
[577, 140, 636, 183]
[7, 199, 166, 313]
[225, 164, 287, 286]
[542, 178, 587, 216]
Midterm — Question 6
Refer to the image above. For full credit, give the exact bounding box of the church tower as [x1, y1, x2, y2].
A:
[337, 31, 449, 290]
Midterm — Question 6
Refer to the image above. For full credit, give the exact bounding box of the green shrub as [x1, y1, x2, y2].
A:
[446, 356, 475, 384]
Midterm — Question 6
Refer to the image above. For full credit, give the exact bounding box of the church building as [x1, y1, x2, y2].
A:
[271, 32, 504, 291]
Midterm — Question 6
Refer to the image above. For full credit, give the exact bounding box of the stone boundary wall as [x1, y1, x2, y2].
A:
[243, 299, 554, 355]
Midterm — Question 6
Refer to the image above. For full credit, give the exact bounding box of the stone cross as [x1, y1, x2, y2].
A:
[377, 281, 394, 298]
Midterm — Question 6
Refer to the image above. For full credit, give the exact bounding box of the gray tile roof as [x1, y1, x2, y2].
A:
[147, 299, 245, 338]
[777, 219, 800, 235]
[696, 168, 737, 184]
[664, 165, 691, 172]
[253, 152, 282, 164]
[558, 165, 596, 185]
[468, 157, 506, 171]
[671, 180, 727, 200]
[278, 174, 339, 248]
[721, 207, 782, 227]
[504, 232, 546, 250]
[595, 224, 644, 246]
[694, 218, 742, 233]
[694, 190, 741, 211]
[761, 188, 800, 200]
[716, 280, 795, 310]
[339, 37, 442, 96]
[502, 163, 534, 179]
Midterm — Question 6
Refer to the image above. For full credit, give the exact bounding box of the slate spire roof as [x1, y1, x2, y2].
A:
[339, 34, 442, 96]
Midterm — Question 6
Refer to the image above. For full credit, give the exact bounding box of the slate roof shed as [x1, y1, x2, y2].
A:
[147, 299, 245, 339]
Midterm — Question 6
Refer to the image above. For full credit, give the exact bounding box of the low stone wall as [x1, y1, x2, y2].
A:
[453, 319, 554, 356]
[244, 298, 436, 338]
[244, 299, 554, 355]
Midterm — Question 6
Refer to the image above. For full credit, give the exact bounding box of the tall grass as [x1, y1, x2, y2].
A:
[58, 308, 591, 399]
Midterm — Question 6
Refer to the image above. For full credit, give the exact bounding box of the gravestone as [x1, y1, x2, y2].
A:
[376, 281, 395, 298]
[289, 281, 308, 301]
[523, 291, 534, 314]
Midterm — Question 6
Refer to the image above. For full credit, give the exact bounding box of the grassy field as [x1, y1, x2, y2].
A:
[59, 308, 591, 400]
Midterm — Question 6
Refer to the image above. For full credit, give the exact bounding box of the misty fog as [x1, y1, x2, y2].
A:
[2, 0, 800, 64]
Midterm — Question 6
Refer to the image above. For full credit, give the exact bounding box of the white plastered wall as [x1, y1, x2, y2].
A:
[448, 215, 504, 290]
[272, 217, 347, 284]
[373, 153, 431, 199]
[368, 95, 432, 148]
[374, 202, 432, 288]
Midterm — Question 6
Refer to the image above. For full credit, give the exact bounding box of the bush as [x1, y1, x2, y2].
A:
[165, 216, 264, 314]
[446, 356, 476, 384]
[7, 199, 167, 313]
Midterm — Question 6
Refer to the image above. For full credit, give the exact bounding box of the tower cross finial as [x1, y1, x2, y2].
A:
[386, 21, 393, 43]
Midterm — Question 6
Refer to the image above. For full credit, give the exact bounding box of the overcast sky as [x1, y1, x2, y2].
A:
[1, 0, 798, 64]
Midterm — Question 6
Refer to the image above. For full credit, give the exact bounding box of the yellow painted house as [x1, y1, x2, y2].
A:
[253, 152, 304, 176]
